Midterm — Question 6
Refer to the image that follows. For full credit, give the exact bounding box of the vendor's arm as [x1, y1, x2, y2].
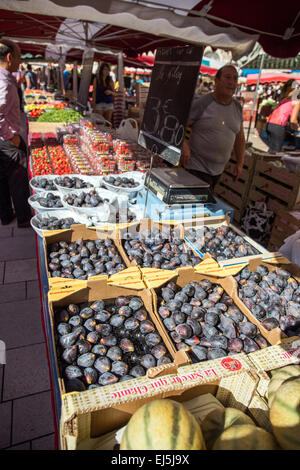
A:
[180, 119, 193, 168]
[25, 73, 31, 90]
[233, 123, 246, 181]
[290, 101, 300, 130]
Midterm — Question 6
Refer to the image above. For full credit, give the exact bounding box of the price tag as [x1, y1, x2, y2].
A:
[138, 45, 204, 166]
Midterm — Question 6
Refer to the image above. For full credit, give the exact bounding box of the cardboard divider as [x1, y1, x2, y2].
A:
[43, 224, 128, 289]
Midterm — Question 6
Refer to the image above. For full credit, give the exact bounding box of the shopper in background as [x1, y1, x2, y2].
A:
[92, 62, 115, 123]
[25, 63, 37, 90]
[0, 39, 32, 227]
[266, 79, 300, 152]
[181, 64, 245, 190]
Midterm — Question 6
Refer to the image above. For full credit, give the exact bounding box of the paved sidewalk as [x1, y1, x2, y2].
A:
[0, 218, 55, 450]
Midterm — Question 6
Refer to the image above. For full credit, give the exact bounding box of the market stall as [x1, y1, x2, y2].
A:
[1, 0, 300, 454]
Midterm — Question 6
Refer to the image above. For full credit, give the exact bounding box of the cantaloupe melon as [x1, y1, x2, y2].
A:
[212, 424, 278, 450]
[270, 376, 300, 450]
[267, 365, 300, 407]
[201, 407, 255, 449]
[120, 399, 206, 450]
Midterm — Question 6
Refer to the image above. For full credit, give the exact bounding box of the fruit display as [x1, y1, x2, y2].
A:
[185, 225, 260, 262]
[48, 145, 73, 175]
[122, 228, 201, 269]
[235, 265, 300, 336]
[201, 407, 255, 450]
[269, 373, 300, 450]
[30, 192, 63, 209]
[103, 175, 139, 189]
[120, 399, 205, 450]
[36, 108, 81, 123]
[63, 189, 110, 208]
[212, 424, 278, 450]
[55, 176, 94, 190]
[33, 215, 79, 231]
[47, 238, 126, 278]
[267, 365, 300, 407]
[30, 177, 57, 192]
[31, 147, 53, 176]
[156, 280, 269, 361]
[54, 297, 172, 391]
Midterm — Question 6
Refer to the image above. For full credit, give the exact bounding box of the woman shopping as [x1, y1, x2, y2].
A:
[92, 63, 115, 124]
[266, 79, 300, 152]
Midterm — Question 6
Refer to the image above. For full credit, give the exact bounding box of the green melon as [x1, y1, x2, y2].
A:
[120, 399, 206, 450]
[267, 365, 300, 407]
[201, 407, 255, 449]
[270, 377, 300, 450]
[212, 424, 278, 450]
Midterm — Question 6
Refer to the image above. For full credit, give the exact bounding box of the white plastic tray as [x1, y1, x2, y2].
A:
[61, 187, 117, 220]
[102, 171, 145, 195]
[54, 174, 103, 195]
[30, 210, 81, 237]
[29, 175, 59, 194]
[28, 193, 65, 213]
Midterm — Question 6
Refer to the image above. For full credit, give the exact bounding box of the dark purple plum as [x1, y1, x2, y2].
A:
[111, 361, 128, 377]
[207, 348, 227, 360]
[98, 372, 119, 386]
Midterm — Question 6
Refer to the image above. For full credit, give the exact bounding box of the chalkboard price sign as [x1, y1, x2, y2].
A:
[138, 45, 204, 166]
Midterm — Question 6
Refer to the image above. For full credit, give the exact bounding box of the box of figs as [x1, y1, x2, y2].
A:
[183, 216, 269, 267]
[48, 277, 188, 396]
[232, 258, 300, 346]
[43, 224, 128, 288]
[118, 218, 203, 273]
[150, 266, 286, 365]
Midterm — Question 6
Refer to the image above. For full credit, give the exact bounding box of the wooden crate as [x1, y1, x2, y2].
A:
[213, 183, 244, 224]
[136, 82, 150, 108]
[247, 188, 289, 214]
[268, 210, 300, 249]
[252, 159, 300, 209]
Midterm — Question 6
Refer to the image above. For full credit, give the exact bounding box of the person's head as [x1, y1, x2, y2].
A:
[27, 64, 32, 71]
[0, 39, 21, 73]
[98, 62, 111, 86]
[280, 79, 299, 100]
[214, 65, 238, 98]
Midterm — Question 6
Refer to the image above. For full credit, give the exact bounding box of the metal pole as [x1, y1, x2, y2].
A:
[246, 53, 265, 142]
[73, 61, 78, 102]
[143, 154, 154, 219]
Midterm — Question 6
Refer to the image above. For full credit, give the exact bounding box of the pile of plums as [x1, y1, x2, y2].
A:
[55, 296, 172, 391]
[104, 175, 139, 188]
[122, 228, 201, 269]
[55, 176, 94, 189]
[31, 177, 57, 191]
[47, 238, 126, 278]
[34, 193, 63, 208]
[64, 189, 109, 208]
[156, 279, 269, 363]
[34, 216, 79, 230]
[236, 265, 300, 336]
[185, 225, 259, 262]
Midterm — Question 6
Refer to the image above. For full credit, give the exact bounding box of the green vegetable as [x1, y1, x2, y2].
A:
[36, 109, 82, 122]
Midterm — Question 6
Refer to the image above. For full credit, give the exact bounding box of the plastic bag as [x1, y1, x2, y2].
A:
[278, 229, 300, 266]
[116, 118, 139, 142]
[240, 201, 275, 247]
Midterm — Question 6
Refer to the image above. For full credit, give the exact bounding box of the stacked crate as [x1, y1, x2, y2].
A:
[268, 210, 300, 251]
[248, 151, 300, 213]
[214, 146, 256, 224]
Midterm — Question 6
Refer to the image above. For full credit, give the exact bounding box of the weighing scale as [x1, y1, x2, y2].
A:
[144, 168, 217, 205]
[135, 167, 234, 223]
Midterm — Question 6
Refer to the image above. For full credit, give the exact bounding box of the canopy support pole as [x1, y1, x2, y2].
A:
[77, 48, 95, 111]
[246, 52, 265, 142]
[73, 61, 78, 102]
